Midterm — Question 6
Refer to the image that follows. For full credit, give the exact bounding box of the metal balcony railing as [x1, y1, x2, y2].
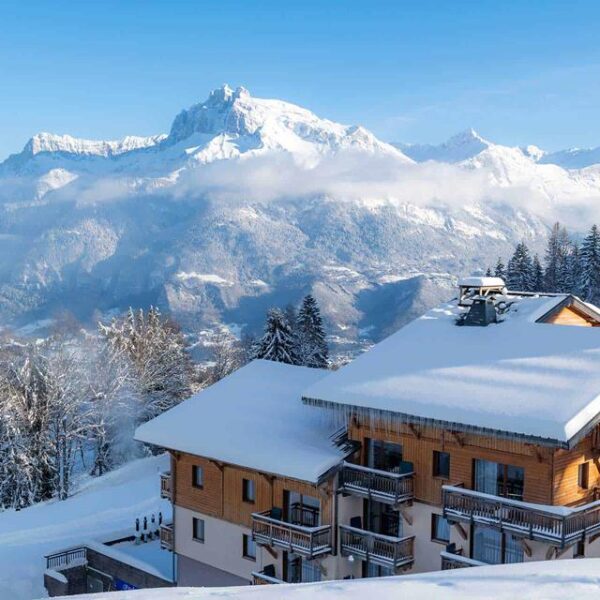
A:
[443, 485, 600, 548]
[252, 510, 333, 558]
[339, 524, 415, 569]
[46, 547, 87, 570]
[338, 462, 414, 506]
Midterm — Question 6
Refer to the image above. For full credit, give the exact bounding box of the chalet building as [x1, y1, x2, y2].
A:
[135, 277, 600, 586]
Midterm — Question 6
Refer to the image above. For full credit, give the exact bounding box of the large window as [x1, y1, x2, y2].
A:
[285, 553, 322, 583]
[366, 439, 403, 472]
[243, 478, 256, 503]
[472, 525, 523, 564]
[286, 491, 320, 527]
[473, 459, 524, 500]
[243, 534, 256, 560]
[431, 514, 450, 544]
[192, 517, 205, 542]
[433, 451, 450, 479]
[192, 465, 204, 489]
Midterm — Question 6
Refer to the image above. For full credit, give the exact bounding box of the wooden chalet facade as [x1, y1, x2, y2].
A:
[135, 279, 600, 587]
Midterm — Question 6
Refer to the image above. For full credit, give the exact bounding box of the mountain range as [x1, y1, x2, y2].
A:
[1, 85, 599, 353]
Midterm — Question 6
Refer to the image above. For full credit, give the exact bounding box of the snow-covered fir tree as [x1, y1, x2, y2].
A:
[296, 294, 329, 369]
[494, 257, 506, 280]
[506, 242, 533, 291]
[580, 224, 600, 304]
[252, 308, 298, 364]
[544, 222, 565, 292]
[532, 254, 544, 292]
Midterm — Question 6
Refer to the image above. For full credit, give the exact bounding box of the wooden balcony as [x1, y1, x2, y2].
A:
[440, 551, 486, 570]
[160, 523, 174, 551]
[338, 462, 414, 507]
[252, 570, 283, 585]
[160, 471, 172, 501]
[339, 525, 415, 570]
[252, 510, 333, 558]
[443, 485, 600, 548]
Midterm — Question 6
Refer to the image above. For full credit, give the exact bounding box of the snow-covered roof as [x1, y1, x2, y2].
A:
[459, 276, 505, 288]
[303, 294, 600, 446]
[135, 360, 346, 483]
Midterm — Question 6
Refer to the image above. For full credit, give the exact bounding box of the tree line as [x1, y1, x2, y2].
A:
[487, 223, 600, 303]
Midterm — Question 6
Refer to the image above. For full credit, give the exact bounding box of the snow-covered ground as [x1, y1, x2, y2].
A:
[0, 454, 170, 600]
[48, 559, 600, 599]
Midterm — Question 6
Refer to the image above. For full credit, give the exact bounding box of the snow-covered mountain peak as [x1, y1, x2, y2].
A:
[397, 128, 491, 163]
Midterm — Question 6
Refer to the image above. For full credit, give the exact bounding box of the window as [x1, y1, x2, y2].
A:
[366, 439, 403, 471]
[192, 465, 204, 489]
[431, 514, 450, 543]
[473, 459, 524, 501]
[433, 451, 450, 479]
[574, 540, 585, 558]
[192, 517, 205, 542]
[242, 478, 256, 503]
[472, 525, 523, 565]
[578, 462, 590, 490]
[243, 534, 256, 560]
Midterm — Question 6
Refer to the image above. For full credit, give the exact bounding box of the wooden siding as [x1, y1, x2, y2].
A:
[553, 430, 600, 506]
[545, 305, 597, 327]
[173, 452, 332, 529]
[350, 418, 554, 505]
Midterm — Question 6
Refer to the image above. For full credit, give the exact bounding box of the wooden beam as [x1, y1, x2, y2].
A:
[452, 522, 468, 540]
[209, 459, 225, 472]
[398, 507, 413, 526]
[545, 545, 556, 560]
[520, 539, 533, 557]
[589, 531, 600, 544]
[448, 431, 465, 447]
[261, 544, 278, 559]
[408, 424, 421, 439]
[525, 443, 545, 463]
[555, 545, 571, 559]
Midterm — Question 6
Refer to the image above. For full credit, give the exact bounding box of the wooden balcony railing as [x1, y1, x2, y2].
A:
[252, 570, 283, 585]
[440, 551, 486, 570]
[160, 523, 174, 551]
[443, 485, 600, 548]
[252, 510, 333, 558]
[338, 462, 414, 507]
[339, 525, 415, 569]
[46, 547, 87, 570]
[160, 471, 172, 501]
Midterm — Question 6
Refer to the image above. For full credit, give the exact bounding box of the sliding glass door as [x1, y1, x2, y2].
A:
[472, 525, 523, 564]
[473, 459, 524, 500]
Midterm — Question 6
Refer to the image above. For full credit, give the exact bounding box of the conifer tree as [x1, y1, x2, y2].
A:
[580, 225, 600, 304]
[253, 308, 298, 364]
[494, 257, 506, 280]
[532, 254, 544, 292]
[544, 222, 563, 292]
[506, 242, 533, 291]
[296, 295, 329, 369]
[485, 267, 492, 277]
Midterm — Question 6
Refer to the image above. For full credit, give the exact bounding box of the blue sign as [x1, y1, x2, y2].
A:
[114, 579, 138, 591]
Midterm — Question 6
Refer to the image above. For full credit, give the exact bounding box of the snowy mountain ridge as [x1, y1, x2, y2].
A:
[0, 85, 598, 349]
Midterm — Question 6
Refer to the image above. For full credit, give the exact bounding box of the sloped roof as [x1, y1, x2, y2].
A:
[135, 360, 345, 483]
[303, 295, 600, 447]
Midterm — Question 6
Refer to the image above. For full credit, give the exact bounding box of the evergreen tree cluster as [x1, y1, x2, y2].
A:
[490, 223, 600, 304]
[252, 295, 329, 369]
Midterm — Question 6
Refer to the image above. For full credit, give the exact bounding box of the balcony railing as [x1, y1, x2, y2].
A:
[252, 510, 333, 558]
[339, 525, 415, 569]
[46, 547, 87, 570]
[338, 462, 414, 506]
[440, 551, 486, 570]
[160, 523, 174, 551]
[443, 485, 600, 548]
[252, 570, 283, 585]
[160, 471, 172, 501]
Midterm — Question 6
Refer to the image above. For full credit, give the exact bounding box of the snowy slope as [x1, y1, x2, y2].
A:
[47, 559, 600, 600]
[0, 455, 170, 600]
[0, 86, 599, 346]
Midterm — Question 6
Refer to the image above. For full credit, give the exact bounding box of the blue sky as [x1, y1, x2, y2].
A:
[1, 0, 599, 159]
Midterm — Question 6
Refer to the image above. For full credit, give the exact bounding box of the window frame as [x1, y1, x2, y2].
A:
[242, 478, 256, 504]
[433, 450, 451, 479]
[578, 462, 590, 490]
[431, 513, 450, 544]
[192, 517, 205, 543]
[192, 465, 204, 489]
[242, 533, 256, 560]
